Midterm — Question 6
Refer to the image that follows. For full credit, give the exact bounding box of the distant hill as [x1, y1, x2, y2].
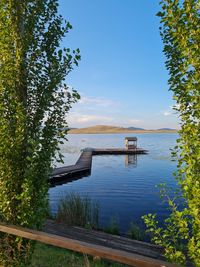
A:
[157, 128, 176, 131]
[127, 127, 145, 131]
[68, 125, 177, 134]
[68, 125, 128, 134]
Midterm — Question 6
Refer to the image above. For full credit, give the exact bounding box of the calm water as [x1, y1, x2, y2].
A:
[49, 133, 178, 233]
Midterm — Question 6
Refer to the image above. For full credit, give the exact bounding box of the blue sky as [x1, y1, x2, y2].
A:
[58, 0, 179, 129]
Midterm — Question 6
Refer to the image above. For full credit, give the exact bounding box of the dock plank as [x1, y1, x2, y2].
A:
[0, 221, 179, 267]
[93, 148, 148, 155]
[45, 220, 164, 260]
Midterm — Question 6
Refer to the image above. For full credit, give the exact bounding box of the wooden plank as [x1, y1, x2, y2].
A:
[50, 168, 91, 186]
[52, 151, 93, 177]
[76, 151, 93, 166]
[92, 148, 148, 155]
[45, 220, 164, 260]
[52, 165, 82, 176]
[50, 151, 93, 185]
[0, 222, 179, 267]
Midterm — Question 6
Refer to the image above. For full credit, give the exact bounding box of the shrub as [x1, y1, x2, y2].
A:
[0, 1, 80, 265]
[143, 1, 200, 265]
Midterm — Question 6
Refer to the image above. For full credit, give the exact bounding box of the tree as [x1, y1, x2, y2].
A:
[144, 0, 200, 266]
[143, 0, 200, 266]
[0, 0, 80, 266]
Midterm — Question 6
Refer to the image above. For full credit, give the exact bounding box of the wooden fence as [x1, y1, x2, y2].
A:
[0, 222, 179, 267]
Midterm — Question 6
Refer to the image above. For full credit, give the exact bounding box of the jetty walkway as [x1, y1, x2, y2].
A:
[50, 148, 148, 186]
[0, 219, 179, 267]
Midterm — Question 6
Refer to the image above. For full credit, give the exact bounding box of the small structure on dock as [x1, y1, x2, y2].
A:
[125, 137, 137, 150]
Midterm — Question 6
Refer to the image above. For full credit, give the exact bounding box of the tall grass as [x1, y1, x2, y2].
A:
[56, 192, 99, 229]
[30, 242, 126, 267]
[127, 222, 145, 241]
[104, 217, 120, 235]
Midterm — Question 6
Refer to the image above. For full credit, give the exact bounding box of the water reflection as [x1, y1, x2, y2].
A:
[125, 154, 137, 167]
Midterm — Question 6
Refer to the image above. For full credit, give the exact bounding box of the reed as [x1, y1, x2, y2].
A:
[127, 222, 145, 241]
[56, 192, 99, 229]
[104, 217, 120, 235]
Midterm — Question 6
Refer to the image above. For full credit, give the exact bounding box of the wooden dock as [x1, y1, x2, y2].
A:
[0, 220, 180, 267]
[50, 151, 92, 186]
[45, 220, 165, 261]
[50, 148, 148, 186]
[93, 148, 148, 155]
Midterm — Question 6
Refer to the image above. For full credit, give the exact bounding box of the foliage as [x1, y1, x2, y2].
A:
[127, 222, 144, 241]
[143, 0, 200, 265]
[56, 192, 99, 229]
[0, 0, 80, 266]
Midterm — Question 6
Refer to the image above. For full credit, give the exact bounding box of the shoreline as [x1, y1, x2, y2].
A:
[68, 130, 178, 134]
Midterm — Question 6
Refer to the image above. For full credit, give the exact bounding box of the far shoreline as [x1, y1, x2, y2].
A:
[68, 130, 178, 134]
[67, 125, 178, 134]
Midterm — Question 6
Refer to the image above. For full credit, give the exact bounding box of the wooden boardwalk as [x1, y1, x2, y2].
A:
[93, 148, 148, 155]
[50, 148, 147, 186]
[45, 220, 165, 261]
[50, 151, 92, 186]
[0, 220, 179, 267]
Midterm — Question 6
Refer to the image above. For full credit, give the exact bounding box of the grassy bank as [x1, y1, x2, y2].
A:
[30, 193, 145, 266]
[30, 242, 127, 267]
[55, 192, 146, 240]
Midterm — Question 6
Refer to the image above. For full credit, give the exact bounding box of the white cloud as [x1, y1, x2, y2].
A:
[162, 104, 180, 117]
[76, 115, 113, 123]
[163, 111, 172, 116]
[68, 94, 142, 127]
[162, 105, 175, 116]
[67, 112, 114, 126]
[67, 94, 179, 129]
[78, 95, 120, 108]
[67, 111, 143, 128]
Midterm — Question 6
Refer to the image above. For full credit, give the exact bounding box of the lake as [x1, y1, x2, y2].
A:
[49, 133, 178, 234]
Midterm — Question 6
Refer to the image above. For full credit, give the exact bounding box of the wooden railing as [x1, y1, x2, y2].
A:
[0, 222, 179, 267]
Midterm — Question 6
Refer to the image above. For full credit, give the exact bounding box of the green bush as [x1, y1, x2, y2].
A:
[0, 1, 80, 266]
[143, 1, 200, 265]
